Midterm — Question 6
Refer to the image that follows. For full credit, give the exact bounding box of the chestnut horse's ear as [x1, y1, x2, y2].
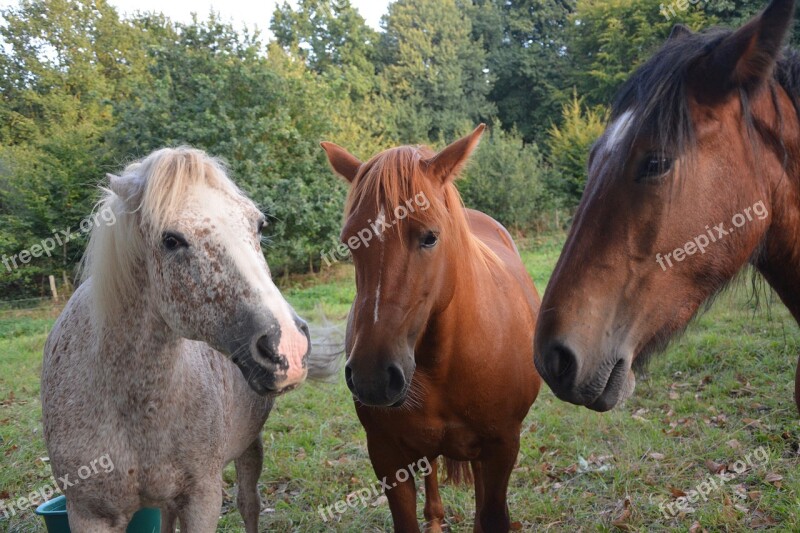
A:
[668, 24, 692, 41]
[698, 0, 795, 94]
[320, 142, 362, 183]
[423, 124, 486, 184]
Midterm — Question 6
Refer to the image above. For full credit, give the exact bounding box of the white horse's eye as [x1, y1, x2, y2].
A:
[257, 218, 267, 234]
[162, 232, 188, 251]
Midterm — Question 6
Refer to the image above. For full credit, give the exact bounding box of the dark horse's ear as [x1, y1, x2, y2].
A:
[698, 0, 795, 95]
[320, 142, 362, 183]
[423, 124, 486, 184]
[668, 24, 692, 41]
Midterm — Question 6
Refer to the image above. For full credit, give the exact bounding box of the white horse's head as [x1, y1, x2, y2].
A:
[83, 147, 309, 394]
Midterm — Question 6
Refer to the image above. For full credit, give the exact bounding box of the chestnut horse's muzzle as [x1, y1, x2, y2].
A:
[535, 340, 635, 412]
[345, 355, 414, 407]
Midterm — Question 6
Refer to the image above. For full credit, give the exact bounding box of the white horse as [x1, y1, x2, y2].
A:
[41, 147, 340, 532]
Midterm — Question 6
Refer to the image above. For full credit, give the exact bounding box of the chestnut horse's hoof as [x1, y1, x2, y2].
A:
[423, 519, 445, 533]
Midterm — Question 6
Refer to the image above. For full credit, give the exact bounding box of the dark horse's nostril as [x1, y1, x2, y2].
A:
[544, 343, 578, 388]
[344, 364, 355, 394]
[386, 363, 406, 399]
[256, 335, 282, 366]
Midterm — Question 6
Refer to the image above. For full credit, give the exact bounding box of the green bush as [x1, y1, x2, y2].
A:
[546, 92, 608, 208]
[459, 127, 554, 232]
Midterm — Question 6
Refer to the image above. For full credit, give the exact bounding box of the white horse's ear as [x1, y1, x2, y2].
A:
[107, 173, 142, 204]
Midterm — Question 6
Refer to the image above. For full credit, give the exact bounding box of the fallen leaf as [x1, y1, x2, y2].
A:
[726, 439, 742, 451]
[611, 498, 632, 530]
[689, 521, 706, 533]
[669, 487, 687, 498]
[764, 472, 783, 488]
[705, 459, 726, 474]
[648, 452, 666, 461]
[510, 521, 523, 530]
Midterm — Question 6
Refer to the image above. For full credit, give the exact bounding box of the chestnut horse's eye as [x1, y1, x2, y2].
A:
[162, 232, 188, 251]
[637, 153, 673, 183]
[421, 231, 439, 249]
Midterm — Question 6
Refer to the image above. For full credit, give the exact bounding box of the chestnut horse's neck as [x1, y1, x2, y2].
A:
[752, 80, 800, 323]
[414, 217, 501, 372]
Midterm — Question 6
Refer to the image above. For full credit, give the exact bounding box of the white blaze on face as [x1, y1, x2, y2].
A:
[373, 208, 386, 324]
[605, 110, 635, 153]
[194, 186, 308, 387]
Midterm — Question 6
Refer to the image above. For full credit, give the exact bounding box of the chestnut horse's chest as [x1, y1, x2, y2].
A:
[356, 397, 503, 461]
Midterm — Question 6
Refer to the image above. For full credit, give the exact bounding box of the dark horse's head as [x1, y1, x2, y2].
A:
[536, 0, 798, 411]
[322, 126, 486, 407]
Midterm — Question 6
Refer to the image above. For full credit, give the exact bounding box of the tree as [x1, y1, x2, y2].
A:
[470, 0, 575, 144]
[546, 91, 607, 207]
[567, 0, 710, 106]
[378, 0, 495, 143]
[110, 16, 345, 274]
[0, 0, 149, 297]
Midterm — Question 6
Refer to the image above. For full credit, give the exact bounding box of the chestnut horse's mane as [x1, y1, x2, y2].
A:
[610, 27, 800, 164]
[345, 145, 500, 272]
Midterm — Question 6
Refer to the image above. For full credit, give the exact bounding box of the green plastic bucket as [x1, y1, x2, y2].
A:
[35, 495, 161, 533]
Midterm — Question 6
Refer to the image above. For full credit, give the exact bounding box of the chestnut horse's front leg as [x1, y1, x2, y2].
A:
[795, 354, 800, 415]
[474, 438, 520, 533]
[367, 436, 421, 533]
[422, 458, 445, 532]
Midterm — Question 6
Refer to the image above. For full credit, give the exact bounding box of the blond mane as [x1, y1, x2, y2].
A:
[80, 147, 243, 320]
[345, 145, 500, 272]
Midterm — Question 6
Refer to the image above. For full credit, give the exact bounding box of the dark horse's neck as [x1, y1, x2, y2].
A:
[753, 67, 800, 323]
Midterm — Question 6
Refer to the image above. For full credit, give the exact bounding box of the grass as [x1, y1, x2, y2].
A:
[1, 234, 799, 532]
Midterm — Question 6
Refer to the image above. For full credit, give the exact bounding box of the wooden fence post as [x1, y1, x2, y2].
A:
[49, 275, 59, 303]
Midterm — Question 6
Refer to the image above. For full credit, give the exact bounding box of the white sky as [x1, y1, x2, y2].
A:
[0, 0, 391, 33]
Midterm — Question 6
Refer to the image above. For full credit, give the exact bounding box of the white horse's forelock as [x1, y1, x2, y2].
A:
[80, 147, 243, 322]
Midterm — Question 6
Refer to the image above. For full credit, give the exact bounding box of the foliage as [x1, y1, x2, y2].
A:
[470, 0, 576, 144]
[546, 92, 608, 206]
[378, 0, 495, 143]
[459, 127, 553, 230]
[568, 0, 710, 106]
[1, 0, 794, 297]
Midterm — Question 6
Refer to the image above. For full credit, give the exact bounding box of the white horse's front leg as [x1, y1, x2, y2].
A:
[177, 480, 224, 532]
[65, 499, 128, 533]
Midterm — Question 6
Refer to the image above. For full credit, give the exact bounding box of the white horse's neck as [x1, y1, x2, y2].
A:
[91, 283, 184, 405]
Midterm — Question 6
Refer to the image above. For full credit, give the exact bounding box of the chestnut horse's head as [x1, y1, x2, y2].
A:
[322, 126, 486, 407]
[535, 0, 796, 411]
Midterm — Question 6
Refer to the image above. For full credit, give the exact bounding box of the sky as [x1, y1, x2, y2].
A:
[0, 0, 392, 33]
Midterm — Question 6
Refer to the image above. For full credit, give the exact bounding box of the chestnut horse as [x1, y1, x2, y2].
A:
[535, 0, 800, 412]
[322, 126, 541, 532]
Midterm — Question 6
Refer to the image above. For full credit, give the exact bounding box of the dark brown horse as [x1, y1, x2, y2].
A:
[322, 126, 541, 532]
[535, 0, 800, 413]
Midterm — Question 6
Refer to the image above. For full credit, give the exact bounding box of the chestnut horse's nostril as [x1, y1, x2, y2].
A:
[256, 335, 282, 367]
[385, 363, 406, 400]
[344, 364, 355, 394]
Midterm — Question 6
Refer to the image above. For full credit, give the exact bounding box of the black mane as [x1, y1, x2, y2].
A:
[610, 27, 800, 154]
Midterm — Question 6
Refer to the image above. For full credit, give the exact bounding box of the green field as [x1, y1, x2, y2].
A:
[1, 235, 799, 532]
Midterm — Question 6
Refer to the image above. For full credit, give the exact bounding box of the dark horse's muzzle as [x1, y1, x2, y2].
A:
[535, 339, 633, 412]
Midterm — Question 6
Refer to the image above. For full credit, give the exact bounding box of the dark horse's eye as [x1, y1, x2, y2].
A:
[637, 153, 673, 183]
[421, 231, 439, 249]
[162, 232, 188, 251]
